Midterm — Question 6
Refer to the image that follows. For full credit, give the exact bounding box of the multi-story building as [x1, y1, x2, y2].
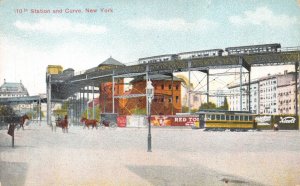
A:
[228, 80, 259, 113]
[216, 89, 225, 108]
[259, 75, 277, 114]
[182, 91, 203, 110]
[228, 71, 298, 115]
[277, 71, 297, 114]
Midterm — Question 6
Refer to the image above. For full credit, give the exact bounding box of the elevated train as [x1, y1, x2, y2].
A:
[138, 43, 282, 64]
[225, 43, 281, 55]
[138, 54, 178, 64]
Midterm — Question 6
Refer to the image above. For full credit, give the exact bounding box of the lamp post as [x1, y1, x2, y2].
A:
[146, 79, 154, 152]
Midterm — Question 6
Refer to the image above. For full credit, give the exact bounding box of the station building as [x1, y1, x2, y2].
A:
[0, 79, 29, 98]
[0, 79, 31, 114]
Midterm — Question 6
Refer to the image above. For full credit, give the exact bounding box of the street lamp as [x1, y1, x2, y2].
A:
[146, 79, 154, 152]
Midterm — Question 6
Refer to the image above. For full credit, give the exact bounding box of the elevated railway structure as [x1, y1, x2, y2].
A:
[46, 47, 300, 125]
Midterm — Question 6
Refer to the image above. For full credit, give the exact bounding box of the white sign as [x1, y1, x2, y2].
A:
[279, 117, 296, 124]
[255, 116, 271, 126]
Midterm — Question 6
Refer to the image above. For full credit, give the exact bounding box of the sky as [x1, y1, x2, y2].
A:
[0, 0, 300, 95]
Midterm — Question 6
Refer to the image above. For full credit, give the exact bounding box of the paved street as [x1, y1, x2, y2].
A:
[1, 122, 300, 186]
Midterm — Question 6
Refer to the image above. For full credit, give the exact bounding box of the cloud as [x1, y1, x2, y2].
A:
[126, 17, 217, 32]
[229, 7, 299, 28]
[14, 18, 108, 34]
[0, 36, 107, 95]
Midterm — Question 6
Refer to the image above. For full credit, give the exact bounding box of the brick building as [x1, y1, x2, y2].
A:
[98, 57, 125, 114]
[96, 58, 182, 115]
[122, 74, 182, 115]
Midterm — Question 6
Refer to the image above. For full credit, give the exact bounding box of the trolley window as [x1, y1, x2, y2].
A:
[211, 115, 215, 120]
[235, 115, 239, 120]
[230, 115, 234, 120]
[216, 115, 221, 120]
[249, 116, 253, 121]
[221, 115, 225, 120]
[226, 115, 230, 120]
[206, 114, 211, 120]
[244, 115, 249, 121]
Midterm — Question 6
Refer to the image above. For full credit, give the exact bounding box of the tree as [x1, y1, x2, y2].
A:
[223, 97, 229, 110]
[53, 101, 70, 118]
[182, 106, 189, 113]
[0, 105, 16, 116]
[218, 97, 229, 110]
[199, 102, 217, 110]
[82, 107, 101, 120]
[181, 106, 198, 113]
[131, 108, 146, 115]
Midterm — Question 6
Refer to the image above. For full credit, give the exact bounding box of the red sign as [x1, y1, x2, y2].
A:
[151, 115, 198, 126]
[117, 116, 126, 127]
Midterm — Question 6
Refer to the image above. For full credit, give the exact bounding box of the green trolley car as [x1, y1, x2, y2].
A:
[198, 110, 257, 131]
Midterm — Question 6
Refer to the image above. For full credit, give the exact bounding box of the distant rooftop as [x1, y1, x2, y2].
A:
[98, 56, 125, 67]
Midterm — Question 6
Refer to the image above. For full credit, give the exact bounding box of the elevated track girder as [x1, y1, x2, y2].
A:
[46, 50, 300, 126]
[48, 52, 300, 100]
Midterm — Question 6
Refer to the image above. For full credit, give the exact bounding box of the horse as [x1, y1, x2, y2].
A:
[81, 117, 98, 129]
[19, 114, 30, 130]
[56, 115, 68, 133]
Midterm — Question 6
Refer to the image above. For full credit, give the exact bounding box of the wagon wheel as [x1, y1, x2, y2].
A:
[99, 121, 105, 129]
[109, 122, 117, 129]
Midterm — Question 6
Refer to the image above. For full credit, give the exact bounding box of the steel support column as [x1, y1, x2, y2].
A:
[207, 70, 209, 104]
[82, 87, 85, 115]
[171, 71, 174, 115]
[239, 57, 243, 111]
[295, 62, 298, 116]
[87, 86, 89, 118]
[188, 61, 191, 113]
[92, 85, 95, 119]
[47, 75, 51, 125]
[298, 54, 300, 130]
[146, 65, 149, 116]
[77, 93, 80, 124]
[79, 90, 82, 118]
[248, 67, 251, 112]
[112, 73, 115, 113]
[39, 96, 41, 124]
